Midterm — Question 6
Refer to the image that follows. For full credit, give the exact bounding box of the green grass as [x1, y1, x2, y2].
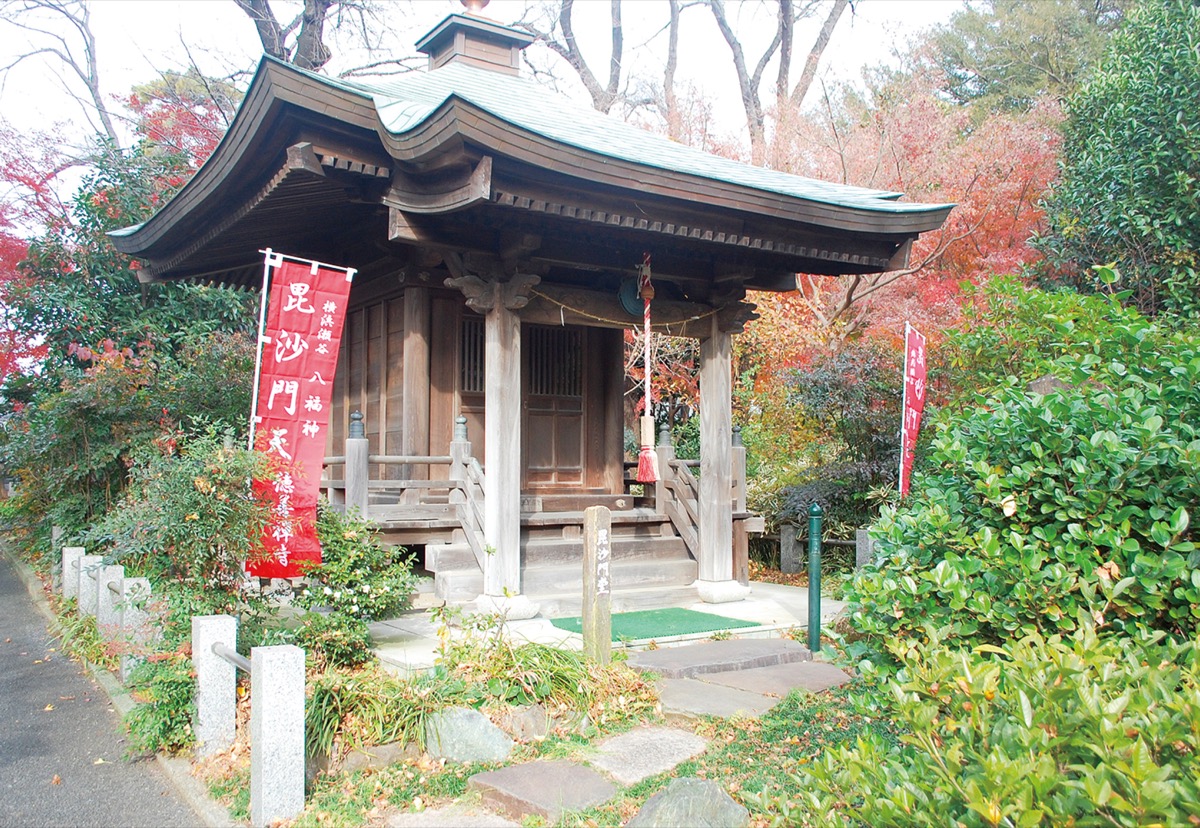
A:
[559, 680, 898, 826]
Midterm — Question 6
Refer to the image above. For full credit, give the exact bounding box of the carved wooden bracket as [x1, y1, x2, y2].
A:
[445, 254, 541, 312]
[716, 300, 760, 333]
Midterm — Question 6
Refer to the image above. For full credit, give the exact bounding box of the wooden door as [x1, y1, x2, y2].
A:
[522, 324, 584, 490]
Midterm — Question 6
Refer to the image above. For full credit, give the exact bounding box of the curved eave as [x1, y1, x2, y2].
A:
[111, 59, 380, 257]
[374, 95, 951, 238]
[114, 56, 952, 267]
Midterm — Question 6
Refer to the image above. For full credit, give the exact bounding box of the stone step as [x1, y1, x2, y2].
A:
[625, 638, 812, 679]
[468, 760, 616, 823]
[433, 556, 699, 604]
[656, 660, 854, 723]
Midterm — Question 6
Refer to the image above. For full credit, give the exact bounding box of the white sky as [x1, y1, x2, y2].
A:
[0, 0, 961, 148]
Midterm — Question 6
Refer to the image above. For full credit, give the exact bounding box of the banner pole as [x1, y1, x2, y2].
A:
[248, 249, 277, 451]
[898, 321, 911, 496]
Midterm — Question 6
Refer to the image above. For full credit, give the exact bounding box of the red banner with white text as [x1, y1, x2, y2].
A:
[898, 323, 927, 498]
[248, 253, 354, 578]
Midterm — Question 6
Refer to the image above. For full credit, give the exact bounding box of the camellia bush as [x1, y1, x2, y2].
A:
[844, 304, 1199, 670]
[768, 626, 1200, 826]
[294, 503, 419, 622]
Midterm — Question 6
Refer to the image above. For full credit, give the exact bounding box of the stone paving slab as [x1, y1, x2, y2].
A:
[627, 638, 812, 679]
[699, 661, 853, 696]
[658, 677, 782, 722]
[468, 760, 616, 822]
[589, 726, 708, 786]
[389, 805, 518, 827]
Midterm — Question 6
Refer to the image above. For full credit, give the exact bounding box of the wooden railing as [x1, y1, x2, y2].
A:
[323, 413, 489, 571]
[652, 425, 759, 584]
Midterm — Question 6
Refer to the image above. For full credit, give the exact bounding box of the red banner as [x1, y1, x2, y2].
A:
[898, 323, 927, 497]
[247, 253, 354, 578]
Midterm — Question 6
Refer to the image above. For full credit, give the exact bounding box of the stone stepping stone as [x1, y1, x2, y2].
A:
[468, 760, 616, 822]
[627, 638, 811, 679]
[589, 726, 708, 786]
[389, 805, 518, 827]
[658, 678, 782, 722]
[700, 661, 853, 696]
[627, 777, 750, 827]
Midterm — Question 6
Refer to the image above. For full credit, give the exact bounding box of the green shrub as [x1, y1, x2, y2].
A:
[844, 310, 1199, 672]
[294, 503, 418, 621]
[766, 626, 1200, 826]
[124, 654, 196, 755]
[86, 429, 270, 595]
[291, 611, 374, 671]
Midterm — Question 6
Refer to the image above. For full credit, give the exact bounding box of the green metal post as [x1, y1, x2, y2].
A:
[807, 502, 823, 652]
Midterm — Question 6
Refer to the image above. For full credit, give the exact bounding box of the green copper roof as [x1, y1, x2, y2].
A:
[299, 60, 946, 217]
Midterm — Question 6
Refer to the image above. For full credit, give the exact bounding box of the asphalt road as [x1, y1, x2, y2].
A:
[0, 553, 202, 828]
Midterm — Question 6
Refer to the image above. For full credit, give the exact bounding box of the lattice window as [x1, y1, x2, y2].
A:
[527, 325, 582, 397]
[460, 316, 484, 393]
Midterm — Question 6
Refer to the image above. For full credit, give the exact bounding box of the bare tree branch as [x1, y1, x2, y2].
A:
[0, 0, 121, 145]
[788, 0, 848, 109]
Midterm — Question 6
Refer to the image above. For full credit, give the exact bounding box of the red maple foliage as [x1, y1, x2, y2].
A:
[765, 66, 1063, 352]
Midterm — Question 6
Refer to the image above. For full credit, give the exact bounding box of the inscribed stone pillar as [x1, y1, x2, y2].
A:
[484, 301, 522, 596]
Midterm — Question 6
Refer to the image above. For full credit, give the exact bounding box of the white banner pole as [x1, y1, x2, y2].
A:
[248, 249, 280, 451]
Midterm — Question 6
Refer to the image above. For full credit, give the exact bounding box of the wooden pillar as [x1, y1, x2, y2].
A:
[402, 286, 430, 479]
[484, 302, 521, 596]
[698, 315, 733, 583]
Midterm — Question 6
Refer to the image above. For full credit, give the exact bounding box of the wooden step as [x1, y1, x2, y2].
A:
[433, 555, 699, 604]
[426, 534, 689, 572]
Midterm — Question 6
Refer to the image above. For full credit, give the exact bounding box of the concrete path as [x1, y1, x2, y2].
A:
[370, 582, 846, 676]
[0, 553, 203, 828]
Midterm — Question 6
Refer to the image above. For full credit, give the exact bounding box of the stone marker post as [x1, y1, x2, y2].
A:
[250, 644, 305, 828]
[582, 505, 612, 664]
[77, 555, 104, 617]
[61, 547, 85, 600]
[193, 615, 238, 756]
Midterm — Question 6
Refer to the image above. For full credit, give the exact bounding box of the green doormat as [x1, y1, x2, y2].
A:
[550, 608, 760, 641]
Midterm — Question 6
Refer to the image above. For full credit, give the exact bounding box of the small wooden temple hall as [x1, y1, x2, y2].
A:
[112, 7, 951, 617]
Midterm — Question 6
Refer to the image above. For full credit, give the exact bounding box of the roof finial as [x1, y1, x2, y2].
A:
[461, 0, 489, 13]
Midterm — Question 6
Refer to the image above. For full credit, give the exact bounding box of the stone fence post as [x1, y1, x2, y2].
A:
[61, 547, 85, 600]
[855, 529, 875, 569]
[119, 577, 154, 683]
[96, 564, 124, 630]
[250, 645, 306, 828]
[192, 615, 238, 756]
[77, 555, 104, 617]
